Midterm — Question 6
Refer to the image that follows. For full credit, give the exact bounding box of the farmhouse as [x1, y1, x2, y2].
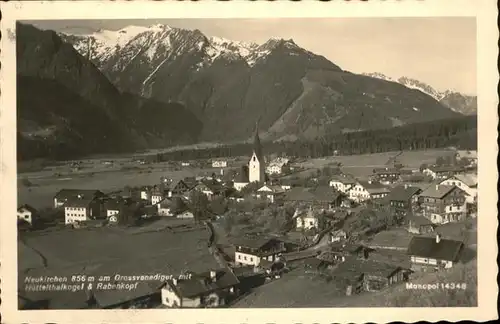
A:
[418, 184, 468, 224]
[372, 167, 401, 184]
[212, 160, 228, 168]
[439, 174, 477, 203]
[53, 189, 104, 208]
[284, 186, 341, 210]
[193, 179, 224, 200]
[385, 185, 422, 215]
[333, 258, 410, 295]
[17, 204, 38, 226]
[151, 186, 171, 205]
[349, 181, 390, 203]
[329, 175, 357, 194]
[423, 166, 466, 180]
[64, 194, 103, 225]
[161, 269, 239, 308]
[232, 237, 286, 267]
[255, 184, 286, 203]
[266, 157, 290, 175]
[295, 207, 321, 230]
[407, 234, 464, 271]
[157, 197, 190, 217]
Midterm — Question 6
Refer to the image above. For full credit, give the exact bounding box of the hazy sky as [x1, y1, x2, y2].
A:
[29, 18, 477, 95]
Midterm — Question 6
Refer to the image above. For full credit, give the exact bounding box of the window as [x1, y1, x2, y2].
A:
[250, 257, 254, 262]
[244, 256, 247, 261]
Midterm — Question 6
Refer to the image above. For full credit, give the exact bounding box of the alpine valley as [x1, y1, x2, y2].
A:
[17, 23, 474, 160]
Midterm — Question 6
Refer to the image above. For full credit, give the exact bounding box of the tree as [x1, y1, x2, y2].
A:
[240, 181, 262, 195]
[189, 190, 210, 223]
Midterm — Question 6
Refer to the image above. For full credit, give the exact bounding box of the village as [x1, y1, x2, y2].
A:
[17, 128, 478, 309]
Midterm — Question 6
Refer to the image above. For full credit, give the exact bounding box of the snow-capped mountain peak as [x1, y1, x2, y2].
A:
[364, 72, 477, 115]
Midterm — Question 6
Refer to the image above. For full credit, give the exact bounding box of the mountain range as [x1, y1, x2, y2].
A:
[58, 24, 462, 142]
[17, 23, 471, 160]
[362, 72, 477, 115]
[16, 23, 202, 161]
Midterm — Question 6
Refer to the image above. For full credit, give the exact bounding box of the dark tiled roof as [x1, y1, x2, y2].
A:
[407, 236, 464, 262]
[168, 268, 239, 299]
[387, 185, 422, 202]
[429, 165, 465, 173]
[373, 167, 400, 175]
[330, 175, 357, 184]
[54, 189, 104, 200]
[64, 196, 96, 208]
[230, 236, 280, 249]
[419, 185, 457, 199]
[333, 257, 404, 279]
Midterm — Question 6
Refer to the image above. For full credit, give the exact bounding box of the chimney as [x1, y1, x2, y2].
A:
[404, 184, 409, 189]
[77, 194, 83, 199]
[436, 184, 440, 191]
[210, 270, 217, 281]
[172, 278, 178, 286]
[436, 234, 441, 243]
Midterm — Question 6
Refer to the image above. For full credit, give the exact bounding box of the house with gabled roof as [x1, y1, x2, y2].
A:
[423, 165, 466, 180]
[333, 257, 410, 295]
[372, 167, 401, 185]
[439, 173, 477, 203]
[349, 181, 390, 203]
[161, 268, 239, 308]
[329, 175, 357, 194]
[54, 189, 104, 208]
[284, 186, 341, 210]
[418, 184, 469, 224]
[232, 237, 286, 267]
[407, 234, 464, 270]
[255, 184, 286, 203]
[385, 184, 422, 215]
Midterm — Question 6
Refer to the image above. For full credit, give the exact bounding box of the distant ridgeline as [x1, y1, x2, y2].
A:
[148, 115, 477, 162]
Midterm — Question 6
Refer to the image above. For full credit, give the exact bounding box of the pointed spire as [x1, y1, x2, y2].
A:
[252, 119, 263, 162]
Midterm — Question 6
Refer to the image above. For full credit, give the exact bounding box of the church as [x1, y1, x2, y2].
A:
[233, 126, 267, 191]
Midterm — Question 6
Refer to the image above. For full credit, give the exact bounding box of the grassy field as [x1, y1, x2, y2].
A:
[233, 260, 477, 308]
[19, 225, 218, 274]
[294, 149, 455, 178]
[17, 163, 222, 209]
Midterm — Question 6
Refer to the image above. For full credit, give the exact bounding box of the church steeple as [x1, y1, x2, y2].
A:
[248, 119, 265, 184]
[252, 121, 264, 163]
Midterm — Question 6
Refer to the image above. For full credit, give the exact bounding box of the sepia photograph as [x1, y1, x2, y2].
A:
[1, 1, 498, 323]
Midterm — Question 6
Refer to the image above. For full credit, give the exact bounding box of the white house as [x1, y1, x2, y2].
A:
[233, 237, 286, 267]
[17, 204, 38, 226]
[295, 207, 319, 230]
[349, 181, 389, 203]
[64, 195, 101, 225]
[212, 160, 228, 168]
[266, 157, 290, 175]
[161, 269, 239, 308]
[329, 175, 356, 194]
[439, 174, 477, 203]
[255, 185, 286, 203]
[407, 235, 464, 271]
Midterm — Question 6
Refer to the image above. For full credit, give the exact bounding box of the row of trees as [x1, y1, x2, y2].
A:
[147, 115, 476, 162]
